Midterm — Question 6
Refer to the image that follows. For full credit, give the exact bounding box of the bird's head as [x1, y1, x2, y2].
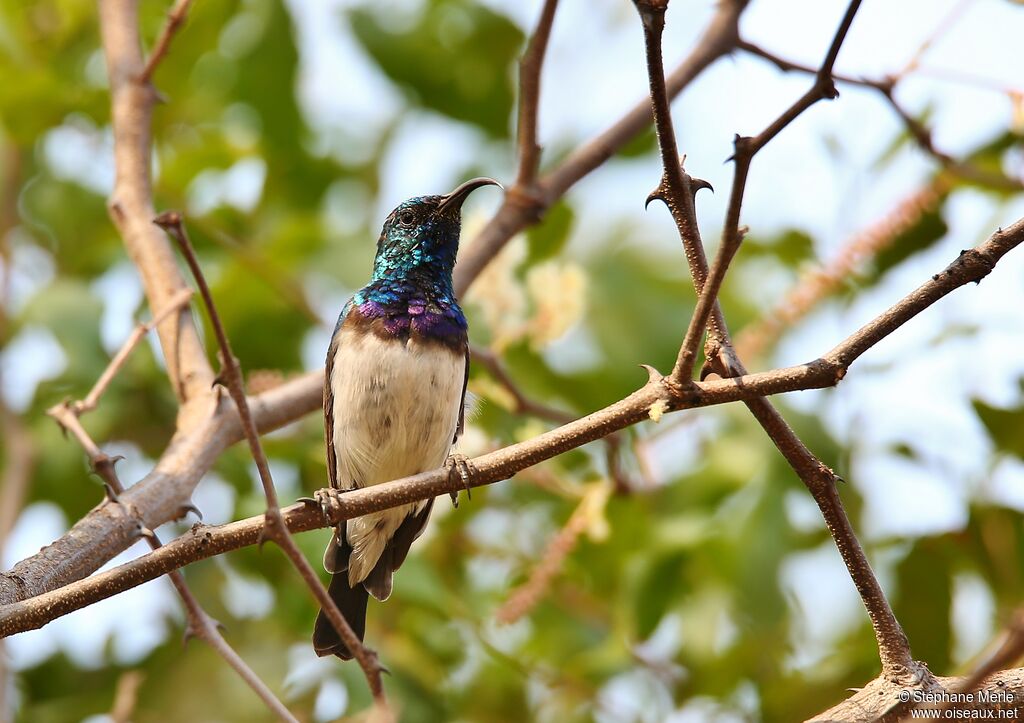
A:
[372, 177, 501, 281]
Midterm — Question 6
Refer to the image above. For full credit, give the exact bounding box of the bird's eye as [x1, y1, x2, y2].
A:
[398, 211, 414, 226]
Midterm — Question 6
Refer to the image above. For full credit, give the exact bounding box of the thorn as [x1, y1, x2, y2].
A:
[153, 210, 182, 229]
[645, 187, 666, 210]
[178, 503, 203, 522]
[689, 176, 714, 196]
[640, 364, 663, 384]
[102, 482, 122, 504]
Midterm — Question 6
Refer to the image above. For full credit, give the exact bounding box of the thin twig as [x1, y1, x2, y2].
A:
[471, 344, 574, 424]
[139, 0, 194, 84]
[452, 0, 748, 297]
[514, 0, 559, 188]
[74, 288, 194, 416]
[737, 40, 1022, 192]
[5, 214, 1022, 635]
[46, 402, 299, 723]
[152, 212, 391, 715]
[672, 0, 862, 384]
[108, 671, 144, 723]
[632, 0, 920, 677]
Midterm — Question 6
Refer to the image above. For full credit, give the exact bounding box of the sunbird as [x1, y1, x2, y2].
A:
[313, 178, 501, 659]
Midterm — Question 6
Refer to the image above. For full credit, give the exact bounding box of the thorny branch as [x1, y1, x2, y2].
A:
[632, 0, 921, 679]
[152, 213, 391, 715]
[2, 214, 1022, 636]
[45, 402, 298, 723]
[453, 0, 748, 296]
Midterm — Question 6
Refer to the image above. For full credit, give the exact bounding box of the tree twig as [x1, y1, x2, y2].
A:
[139, 0, 194, 84]
[452, 0, 748, 297]
[672, 0, 862, 383]
[73, 288, 194, 416]
[100, 0, 214, 412]
[152, 212, 391, 716]
[514, 0, 559, 189]
[45, 402, 300, 723]
[4, 213, 1021, 635]
[734, 177, 951, 361]
[495, 481, 610, 624]
[470, 344, 574, 424]
[632, 0, 922, 678]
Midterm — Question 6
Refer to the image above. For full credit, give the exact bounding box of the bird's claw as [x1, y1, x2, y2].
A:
[310, 488, 343, 525]
[445, 454, 473, 508]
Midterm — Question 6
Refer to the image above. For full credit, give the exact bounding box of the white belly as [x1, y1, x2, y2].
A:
[329, 326, 465, 584]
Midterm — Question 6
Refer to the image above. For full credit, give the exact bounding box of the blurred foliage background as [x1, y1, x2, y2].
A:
[2, 0, 1024, 721]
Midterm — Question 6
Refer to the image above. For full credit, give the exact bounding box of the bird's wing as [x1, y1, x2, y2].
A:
[324, 300, 354, 491]
[455, 341, 469, 443]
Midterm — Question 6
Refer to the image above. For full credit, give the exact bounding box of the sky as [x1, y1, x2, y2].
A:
[3, 0, 1024, 720]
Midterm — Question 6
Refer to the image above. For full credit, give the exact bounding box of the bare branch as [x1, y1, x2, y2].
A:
[139, 0, 194, 84]
[3, 213, 1021, 635]
[453, 0, 747, 297]
[109, 671, 144, 723]
[471, 344, 574, 424]
[74, 288, 194, 416]
[737, 41, 1023, 192]
[153, 212, 390, 714]
[672, 0, 862, 383]
[631, 0, 921, 676]
[735, 178, 950, 361]
[46, 402, 299, 723]
[514, 0, 559, 188]
[99, 0, 214, 411]
[495, 482, 609, 624]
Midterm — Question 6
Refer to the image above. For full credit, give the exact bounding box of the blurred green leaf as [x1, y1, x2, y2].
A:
[348, 0, 522, 138]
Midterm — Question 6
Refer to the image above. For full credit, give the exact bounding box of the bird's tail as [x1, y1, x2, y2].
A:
[312, 572, 369, 660]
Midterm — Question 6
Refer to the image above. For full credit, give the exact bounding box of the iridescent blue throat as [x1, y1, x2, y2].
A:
[351, 198, 467, 343]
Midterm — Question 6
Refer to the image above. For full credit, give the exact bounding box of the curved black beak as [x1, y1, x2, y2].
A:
[437, 177, 502, 213]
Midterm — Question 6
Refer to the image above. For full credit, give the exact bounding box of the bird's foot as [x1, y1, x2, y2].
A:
[445, 454, 474, 508]
[301, 488, 344, 526]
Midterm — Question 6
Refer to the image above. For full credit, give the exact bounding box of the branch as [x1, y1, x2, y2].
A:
[74, 288, 194, 416]
[471, 344, 574, 424]
[495, 481, 610, 624]
[4, 213, 1021, 635]
[812, 669, 1024, 723]
[45, 403, 299, 723]
[514, 0, 559, 188]
[139, 0, 194, 84]
[737, 40, 1023, 192]
[631, 0, 923, 678]
[671, 0, 862, 383]
[153, 213, 390, 714]
[452, 0, 747, 297]
[100, 0, 214, 412]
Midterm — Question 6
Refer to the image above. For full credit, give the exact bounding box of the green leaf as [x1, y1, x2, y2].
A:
[526, 200, 574, 263]
[868, 205, 948, 281]
[973, 398, 1024, 457]
[348, 0, 522, 138]
[743, 228, 816, 267]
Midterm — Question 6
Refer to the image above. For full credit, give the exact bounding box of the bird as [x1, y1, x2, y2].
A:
[312, 177, 501, 659]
